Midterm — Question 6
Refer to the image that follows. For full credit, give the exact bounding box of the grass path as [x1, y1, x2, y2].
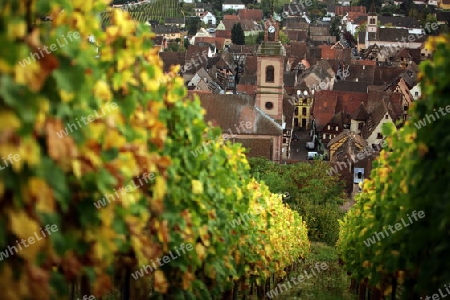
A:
[264, 242, 357, 300]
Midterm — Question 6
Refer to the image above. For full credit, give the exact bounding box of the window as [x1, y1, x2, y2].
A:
[328, 125, 331, 130]
[358, 122, 364, 130]
[385, 114, 388, 119]
[377, 132, 383, 139]
[415, 92, 419, 97]
[302, 107, 307, 116]
[265, 102, 274, 110]
[283, 138, 287, 143]
[335, 126, 338, 131]
[370, 17, 376, 25]
[357, 172, 362, 179]
[294, 107, 299, 115]
[323, 134, 326, 139]
[266, 66, 274, 83]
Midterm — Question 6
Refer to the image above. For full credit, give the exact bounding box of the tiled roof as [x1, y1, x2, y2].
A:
[311, 90, 339, 131]
[335, 91, 369, 116]
[335, 5, 366, 16]
[378, 16, 422, 28]
[238, 9, 263, 21]
[159, 52, 186, 73]
[222, 19, 261, 31]
[243, 55, 257, 74]
[333, 81, 369, 93]
[195, 37, 227, 50]
[361, 98, 390, 139]
[223, 15, 239, 20]
[196, 94, 283, 136]
[285, 30, 308, 41]
[327, 129, 367, 153]
[290, 41, 308, 58]
[236, 138, 273, 160]
[185, 45, 209, 73]
[373, 66, 404, 86]
[215, 30, 231, 39]
[351, 102, 369, 121]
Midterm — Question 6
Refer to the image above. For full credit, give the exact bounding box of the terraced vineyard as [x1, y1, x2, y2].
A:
[101, 0, 182, 25]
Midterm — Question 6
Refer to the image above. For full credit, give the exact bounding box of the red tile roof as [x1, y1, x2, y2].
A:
[311, 90, 339, 131]
[335, 5, 366, 16]
[215, 30, 231, 39]
[238, 9, 263, 21]
[223, 15, 239, 20]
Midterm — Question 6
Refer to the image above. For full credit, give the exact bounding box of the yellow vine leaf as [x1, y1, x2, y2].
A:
[154, 270, 169, 294]
[9, 209, 40, 240]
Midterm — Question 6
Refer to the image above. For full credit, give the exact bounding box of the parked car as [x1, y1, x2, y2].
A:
[307, 152, 319, 160]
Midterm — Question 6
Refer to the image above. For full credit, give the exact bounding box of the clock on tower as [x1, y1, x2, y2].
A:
[268, 25, 275, 41]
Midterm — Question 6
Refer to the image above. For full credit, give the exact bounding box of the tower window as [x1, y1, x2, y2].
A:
[266, 66, 274, 83]
[302, 107, 307, 116]
[370, 17, 376, 25]
[265, 102, 274, 110]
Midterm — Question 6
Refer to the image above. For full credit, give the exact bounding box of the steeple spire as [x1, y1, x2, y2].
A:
[369, 0, 376, 15]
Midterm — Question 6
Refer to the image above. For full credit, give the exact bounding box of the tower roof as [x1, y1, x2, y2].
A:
[368, 0, 376, 15]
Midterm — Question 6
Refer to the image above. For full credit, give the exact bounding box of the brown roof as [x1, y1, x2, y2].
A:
[185, 45, 209, 73]
[310, 26, 330, 36]
[290, 41, 308, 58]
[222, 19, 260, 31]
[351, 102, 369, 121]
[335, 91, 369, 116]
[243, 55, 257, 74]
[195, 37, 227, 50]
[285, 30, 308, 41]
[215, 30, 231, 39]
[285, 18, 310, 30]
[311, 90, 339, 131]
[335, 5, 366, 16]
[238, 9, 263, 21]
[159, 52, 186, 73]
[223, 15, 239, 20]
[328, 129, 368, 156]
[237, 138, 273, 160]
[373, 66, 404, 86]
[236, 84, 256, 95]
[333, 81, 369, 93]
[361, 98, 391, 139]
[196, 94, 283, 136]
[347, 12, 368, 22]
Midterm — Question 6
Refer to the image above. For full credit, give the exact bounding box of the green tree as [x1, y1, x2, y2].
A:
[245, 32, 264, 45]
[248, 158, 346, 245]
[231, 23, 245, 45]
[279, 30, 290, 44]
[166, 41, 181, 51]
[329, 16, 342, 40]
[186, 16, 202, 35]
